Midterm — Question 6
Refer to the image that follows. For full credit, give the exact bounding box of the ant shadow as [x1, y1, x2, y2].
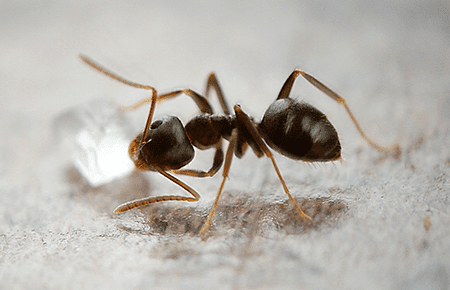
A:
[137, 193, 347, 237]
[65, 166, 347, 237]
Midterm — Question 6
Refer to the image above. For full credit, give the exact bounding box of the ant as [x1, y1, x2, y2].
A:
[79, 54, 398, 237]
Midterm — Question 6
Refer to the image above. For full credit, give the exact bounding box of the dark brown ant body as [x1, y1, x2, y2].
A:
[80, 55, 398, 237]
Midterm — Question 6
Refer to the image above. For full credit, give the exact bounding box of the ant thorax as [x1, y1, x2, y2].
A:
[185, 113, 235, 149]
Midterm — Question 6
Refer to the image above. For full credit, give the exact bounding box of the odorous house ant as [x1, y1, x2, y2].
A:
[79, 55, 398, 237]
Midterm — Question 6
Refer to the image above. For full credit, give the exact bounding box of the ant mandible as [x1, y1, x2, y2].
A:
[79, 55, 398, 237]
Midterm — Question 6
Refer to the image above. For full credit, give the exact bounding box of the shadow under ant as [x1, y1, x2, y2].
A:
[124, 193, 347, 237]
[66, 165, 347, 237]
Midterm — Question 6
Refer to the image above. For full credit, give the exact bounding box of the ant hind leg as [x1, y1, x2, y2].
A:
[278, 69, 399, 153]
[234, 105, 312, 222]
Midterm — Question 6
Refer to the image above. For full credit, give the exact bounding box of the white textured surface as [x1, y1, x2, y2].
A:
[1, 1, 450, 289]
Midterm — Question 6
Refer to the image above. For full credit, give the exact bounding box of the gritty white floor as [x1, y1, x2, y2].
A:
[1, 1, 450, 289]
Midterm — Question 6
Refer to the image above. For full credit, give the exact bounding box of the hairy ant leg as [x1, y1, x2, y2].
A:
[205, 73, 231, 115]
[278, 69, 398, 153]
[199, 129, 238, 237]
[234, 105, 312, 222]
[114, 169, 201, 213]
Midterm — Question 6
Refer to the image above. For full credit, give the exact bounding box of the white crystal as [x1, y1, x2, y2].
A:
[53, 99, 136, 186]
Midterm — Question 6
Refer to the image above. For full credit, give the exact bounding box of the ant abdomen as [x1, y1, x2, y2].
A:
[259, 98, 341, 162]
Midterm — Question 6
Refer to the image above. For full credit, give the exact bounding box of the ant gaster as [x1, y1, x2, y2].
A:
[79, 55, 398, 237]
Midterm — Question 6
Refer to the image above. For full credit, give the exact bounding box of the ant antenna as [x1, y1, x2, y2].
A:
[79, 54, 157, 145]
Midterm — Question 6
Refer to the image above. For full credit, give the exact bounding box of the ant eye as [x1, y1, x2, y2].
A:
[150, 120, 163, 129]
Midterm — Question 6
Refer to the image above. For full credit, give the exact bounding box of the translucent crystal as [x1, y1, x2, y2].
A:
[53, 99, 136, 186]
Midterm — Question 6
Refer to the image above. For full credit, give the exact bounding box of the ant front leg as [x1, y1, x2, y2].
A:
[278, 69, 399, 153]
[113, 169, 201, 213]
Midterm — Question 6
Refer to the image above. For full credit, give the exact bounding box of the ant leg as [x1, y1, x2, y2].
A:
[172, 143, 224, 177]
[157, 90, 214, 114]
[277, 69, 399, 153]
[205, 73, 231, 115]
[234, 105, 312, 222]
[120, 73, 232, 115]
[120, 89, 214, 114]
[113, 168, 200, 213]
[199, 129, 238, 237]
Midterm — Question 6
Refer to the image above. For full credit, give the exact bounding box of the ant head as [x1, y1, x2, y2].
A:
[129, 116, 195, 171]
[259, 98, 341, 162]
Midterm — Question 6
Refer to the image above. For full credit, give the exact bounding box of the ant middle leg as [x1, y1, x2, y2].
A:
[172, 143, 224, 178]
[205, 73, 231, 115]
[277, 69, 399, 153]
[234, 105, 312, 222]
[199, 129, 238, 237]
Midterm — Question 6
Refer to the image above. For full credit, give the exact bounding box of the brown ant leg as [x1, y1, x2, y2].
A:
[157, 90, 214, 114]
[135, 73, 232, 114]
[113, 168, 200, 213]
[128, 90, 224, 177]
[234, 105, 312, 222]
[119, 89, 213, 114]
[169, 73, 235, 178]
[172, 143, 224, 177]
[278, 69, 399, 153]
[199, 129, 238, 237]
[205, 73, 231, 115]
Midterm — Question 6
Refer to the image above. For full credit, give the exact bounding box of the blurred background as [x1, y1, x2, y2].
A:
[1, 1, 449, 289]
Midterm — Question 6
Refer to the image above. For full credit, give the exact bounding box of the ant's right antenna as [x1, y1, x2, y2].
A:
[79, 54, 158, 145]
